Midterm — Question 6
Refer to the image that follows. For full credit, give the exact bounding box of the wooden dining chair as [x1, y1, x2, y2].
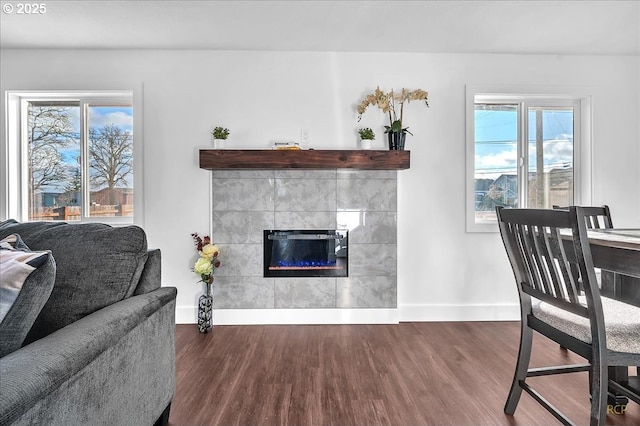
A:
[496, 206, 640, 425]
[552, 205, 613, 229]
[553, 205, 615, 292]
[552, 205, 638, 397]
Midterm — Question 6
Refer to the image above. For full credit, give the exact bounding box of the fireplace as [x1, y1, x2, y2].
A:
[263, 230, 348, 278]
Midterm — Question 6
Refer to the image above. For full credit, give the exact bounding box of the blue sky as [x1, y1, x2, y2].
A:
[40, 106, 133, 192]
[59, 106, 133, 163]
[88, 106, 133, 132]
[475, 109, 574, 179]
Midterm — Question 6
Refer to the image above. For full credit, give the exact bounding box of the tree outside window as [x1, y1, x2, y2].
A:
[25, 98, 133, 221]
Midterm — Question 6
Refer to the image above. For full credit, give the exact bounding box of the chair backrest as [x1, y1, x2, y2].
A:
[552, 205, 613, 229]
[496, 206, 603, 322]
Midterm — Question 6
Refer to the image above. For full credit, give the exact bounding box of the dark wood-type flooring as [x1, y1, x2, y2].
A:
[170, 322, 639, 425]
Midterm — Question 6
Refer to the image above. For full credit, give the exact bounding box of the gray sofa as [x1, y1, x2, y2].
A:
[0, 220, 177, 426]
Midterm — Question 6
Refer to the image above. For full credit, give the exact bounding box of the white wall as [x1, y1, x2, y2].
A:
[1, 49, 638, 323]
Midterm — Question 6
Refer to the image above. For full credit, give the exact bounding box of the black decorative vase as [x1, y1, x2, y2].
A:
[197, 282, 213, 333]
[387, 131, 406, 150]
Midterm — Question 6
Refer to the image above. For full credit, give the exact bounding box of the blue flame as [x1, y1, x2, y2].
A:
[277, 259, 337, 268]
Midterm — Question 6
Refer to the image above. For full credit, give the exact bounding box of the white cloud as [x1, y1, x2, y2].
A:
[89, 110, 133, 131]
[528, 139, 573, 168]
[476, 148, 517, 169]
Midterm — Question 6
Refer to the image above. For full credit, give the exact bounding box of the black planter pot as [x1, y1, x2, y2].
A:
[387, 132, 406, 150]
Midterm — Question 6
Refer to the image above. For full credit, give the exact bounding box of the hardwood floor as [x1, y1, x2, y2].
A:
[170, 322, 639, 425]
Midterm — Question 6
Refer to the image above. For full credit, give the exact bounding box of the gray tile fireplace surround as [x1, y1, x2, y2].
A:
[211, 169, 397, 310]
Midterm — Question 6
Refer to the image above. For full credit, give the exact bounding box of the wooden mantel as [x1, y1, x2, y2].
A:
[199, 149, 410, 170]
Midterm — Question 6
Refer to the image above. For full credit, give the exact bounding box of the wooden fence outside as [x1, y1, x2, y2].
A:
[30, 205, 133, 221]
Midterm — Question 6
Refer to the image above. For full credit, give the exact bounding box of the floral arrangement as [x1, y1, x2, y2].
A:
[212, 126, 230, 140]
[191, 233, 220, 285]
[357, 87, 429, 135]
[358, 127, 375, 140]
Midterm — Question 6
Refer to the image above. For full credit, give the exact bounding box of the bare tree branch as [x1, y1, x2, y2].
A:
[89, 124, 133, 204]
[28, 105, 77, 193]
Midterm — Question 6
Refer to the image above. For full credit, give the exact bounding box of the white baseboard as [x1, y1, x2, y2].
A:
[176, 304, 520, 324]
[175, 307, 399, 325]
[398, 303, 520, 322]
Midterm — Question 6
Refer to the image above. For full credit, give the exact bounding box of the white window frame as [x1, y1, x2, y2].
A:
[2, 88, 144, 225]
[465, 85, 593, 232]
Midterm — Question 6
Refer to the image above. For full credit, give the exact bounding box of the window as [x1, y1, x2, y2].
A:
[3, 91, 138, 224]
[466, 87, 591, 232]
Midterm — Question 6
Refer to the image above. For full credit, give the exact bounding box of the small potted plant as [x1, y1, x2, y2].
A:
[212, 126, 230, 149]
[358, 127, 375, 150]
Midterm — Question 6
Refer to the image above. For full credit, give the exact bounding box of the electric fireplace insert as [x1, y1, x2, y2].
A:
[263, 229, 348, 278]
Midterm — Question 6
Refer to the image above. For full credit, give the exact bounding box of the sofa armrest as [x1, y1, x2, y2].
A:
[0, 287, 177, 426]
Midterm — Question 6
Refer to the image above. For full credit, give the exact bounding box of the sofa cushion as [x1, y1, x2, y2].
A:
[0, 234, 56, 357]
[134, 248, 162, 295]
[0, 220, 148, 343]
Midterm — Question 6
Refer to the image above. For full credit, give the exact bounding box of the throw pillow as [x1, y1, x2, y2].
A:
[0, 234, 56, 357]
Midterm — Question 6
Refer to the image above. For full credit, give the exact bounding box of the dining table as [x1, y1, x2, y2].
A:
[585, 228, 640, 306]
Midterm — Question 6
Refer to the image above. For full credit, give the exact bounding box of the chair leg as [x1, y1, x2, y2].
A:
[589, 360, 607, 426]
[504, 324, 533, 415]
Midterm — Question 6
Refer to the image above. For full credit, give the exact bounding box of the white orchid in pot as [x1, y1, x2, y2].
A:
[357, 87, 429, 150]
